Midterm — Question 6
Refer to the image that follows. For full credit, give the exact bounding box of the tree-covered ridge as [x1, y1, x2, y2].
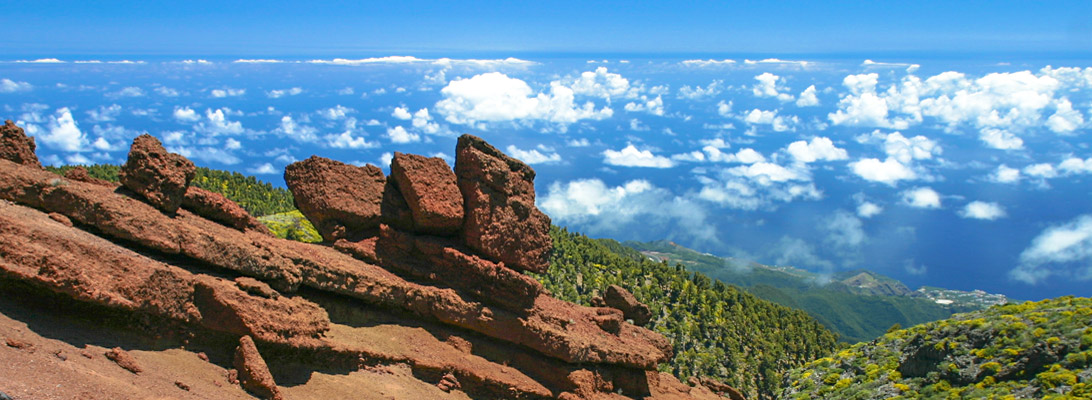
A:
[627, 240, 981, 344]
[782, 296, 1092, 399]
[535, 227, 839, 400]
[46, 164, 295, 217]
[258, 210, 322, 243]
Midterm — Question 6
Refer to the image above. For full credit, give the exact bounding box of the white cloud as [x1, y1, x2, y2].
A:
[1046, 98, 1084, 134]
[111, 87, 145, 98]
[677, 80, 723, 100]
[326, 131, 379, 149]
[623, 95, 664, 115]
[857, 201, 883, 218]
[901, 187, 942, 209]
[681, 59, 736, 67]
[198, 108, 245, 136]
[785, 137, 848, 163]
[752, 72, 794, 102]
[410, 108, 442, 135]
[796, 85, 819, 107]
[15, 58, 64, 64]
[567, 138, 590, 147]
[154, 86, 179, 97]
[979, 128, 1024, 150]
[849, 157, 916, 185]
[320, 105, 354, 120]
[603, 144, 675, 168]
[86, 104, 122, 123]
[960, 201, 1007, 220]
[0, 78, 32, 93]
[570, 67, 638, 100]
[991, 164, 1022, 183]
[435, 72, 613, 128]
[673, 146, 766, 164]
[1012, 214, 1092, 284]
[1059, 157, 1092, 175]
[1023, 163, 1057, 179]
[824, 210, 865, 249]
[743, 108, 796, 131]
[506, 145, 562, 164]
[248, 163, 278, 174]
[34, 108, 87, 152]
[540, 178, 715, 242]
[173, 107, 200, 122]
[234, 59, 284, 63]
[210, 88, 245, 98]
[266, 87, 303, 98]
[392, 106, 412, 120]
[224, 138, 242, 150]
[386, 126, 419, 143]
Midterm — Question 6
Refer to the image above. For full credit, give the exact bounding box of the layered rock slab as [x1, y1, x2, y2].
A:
[455, 134, 552, 272]
[118, 134, 195, 214]
[182, 186, 272, 235]
[284, 156, 385, 241]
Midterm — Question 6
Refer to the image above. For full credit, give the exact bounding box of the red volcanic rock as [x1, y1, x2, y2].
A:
[105, 347, 143, 374]
[379, 178, 416, 232]
[0, 120, 41, 168]
[118, 134, 195, 214]
[182, 186, 272, 235]
[374, 224, 544, 311]
[284, 156, 384, 241]
[233, 335, 283, 400]
[390, 152, 463, 235]
[193, 277, 329, 341]
[454, 134, 552, 273]
[604, 285, 653, 327]
[63, 166, 115, 187]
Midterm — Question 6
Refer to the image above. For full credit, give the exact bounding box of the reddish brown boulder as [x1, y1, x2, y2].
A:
[105, 347, 143, 374]
[390, 152, 464, 235]
[379, 178, 416, 232]
[284, 156, 384, 241]
[118, 134, 195, 214]
[233, 335, 283, 400]
[193, 277, 329, 341]
[182, 186, 272, 235]
[454, 134, 552, 273]
[604, 285, 653, 327]
[0, 120, 41, 168]
[63, 166, 115, 187]
[697, 377, 746, 400]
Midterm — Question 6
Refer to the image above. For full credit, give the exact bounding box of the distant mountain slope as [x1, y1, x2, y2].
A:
[781, 297, 1092, 399]
[537, 228, 839, 400]
[625, 240, 997, 343]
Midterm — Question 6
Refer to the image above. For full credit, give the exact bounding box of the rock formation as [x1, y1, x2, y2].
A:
[284, 156, 385, 241]
[604, 285, 653, 327]
[0, 122, 725, 399]
[0, 120, 40, 168]
[455, 134, 553, 273]
[118, 133, 195, 213]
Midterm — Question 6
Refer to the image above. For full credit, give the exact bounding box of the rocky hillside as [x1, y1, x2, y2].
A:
[781, 296, 1092, 399]
[0, 120, 728, 399]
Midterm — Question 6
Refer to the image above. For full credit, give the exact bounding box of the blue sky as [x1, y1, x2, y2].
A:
[2, 2, 1092, 301]
[2, 2, 1091, 56]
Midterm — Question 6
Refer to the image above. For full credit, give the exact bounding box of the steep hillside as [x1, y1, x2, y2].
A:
[4, 125, 725, 399]
[781, 297, 1092, 399]
[627, 240, 985, 343]
[535, 228, 839, 400]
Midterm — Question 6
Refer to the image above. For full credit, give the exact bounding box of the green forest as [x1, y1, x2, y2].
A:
[626, 240, 981, 343]
[782, 296, 1092, 399]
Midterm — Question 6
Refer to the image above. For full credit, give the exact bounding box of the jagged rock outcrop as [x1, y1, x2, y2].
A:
[390, 152, 464, 235]
[234, 335, 283, 400]
[183, 186, 273, 235]
[118, 134, 195, 213]
[0, 120, 40, 168]
[284, 156, 385, 241]
[455, 134, 552, 273]
[0, 123, 719, 400]
[605, 285, 653, 327]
